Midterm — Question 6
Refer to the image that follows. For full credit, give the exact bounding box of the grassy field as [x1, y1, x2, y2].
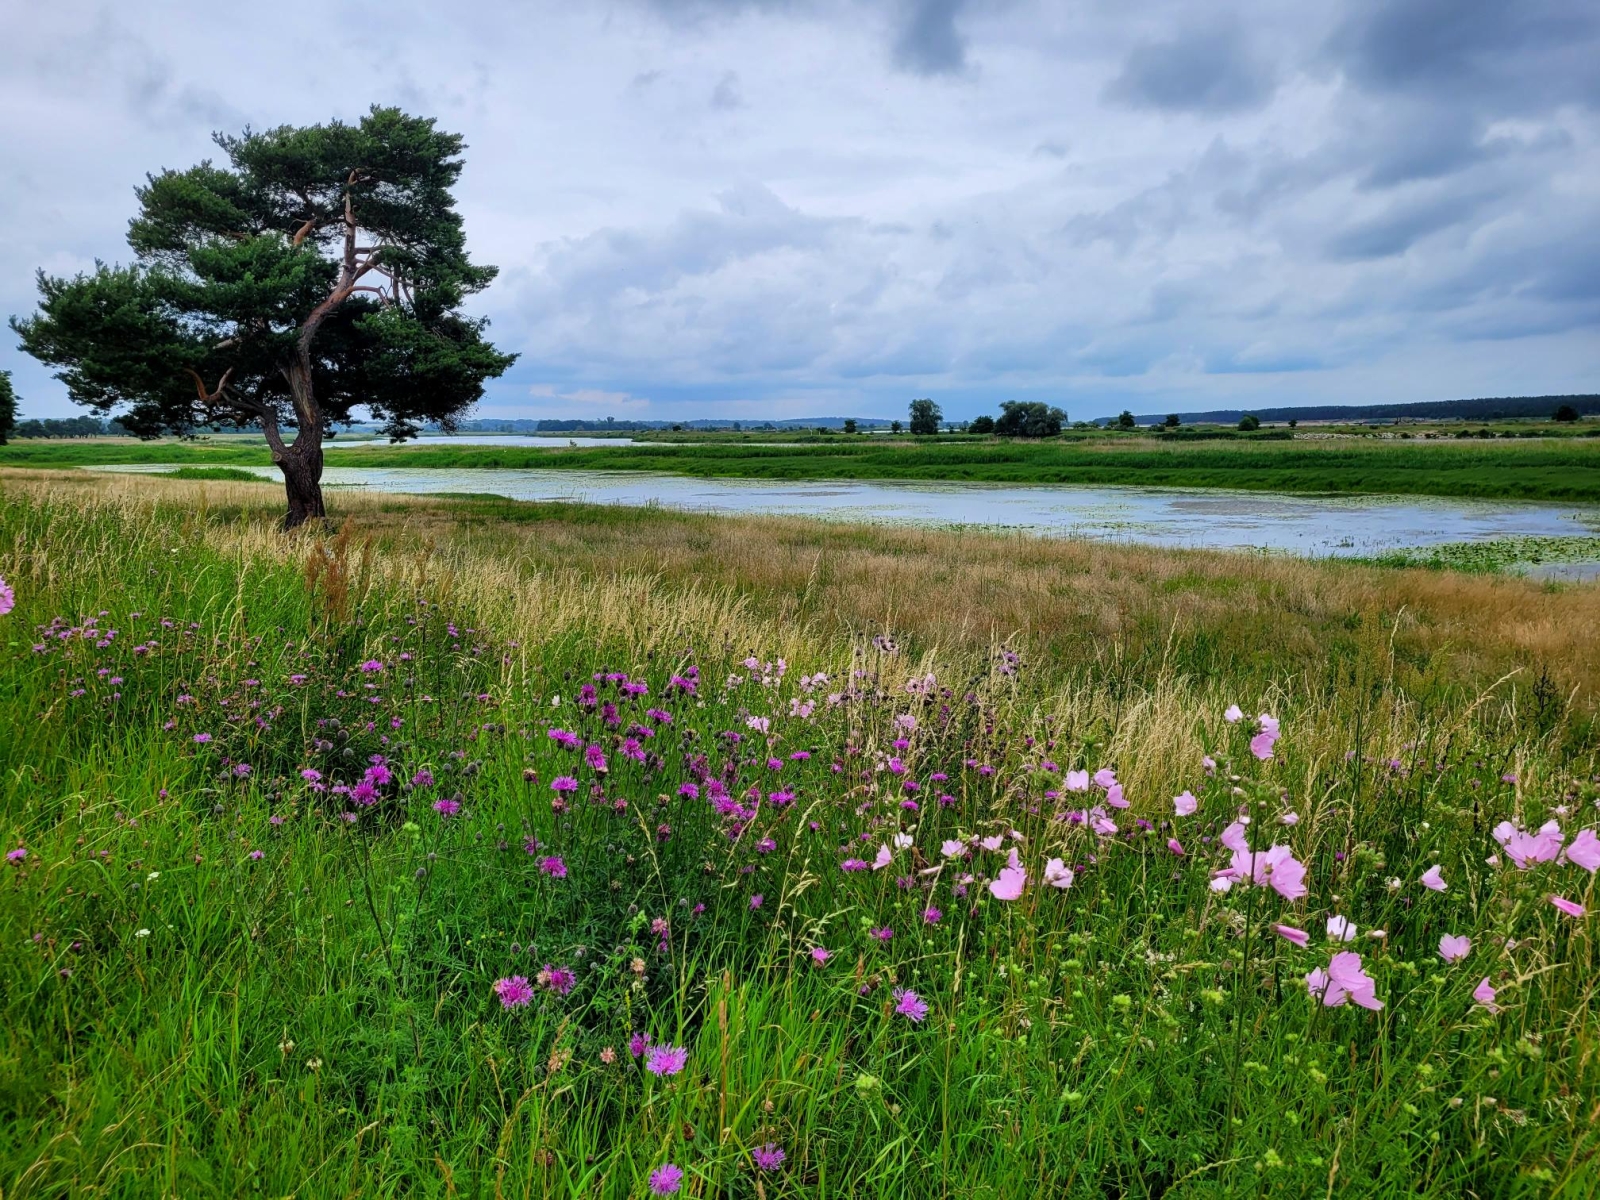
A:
[2, 470, 1598, 1197]
[5, 431, 1600, 502]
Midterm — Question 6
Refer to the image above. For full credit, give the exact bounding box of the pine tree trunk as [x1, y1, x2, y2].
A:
[278, 437, 326, 530]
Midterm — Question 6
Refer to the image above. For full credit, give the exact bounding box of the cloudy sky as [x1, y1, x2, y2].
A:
[3, 0, 1596, 423]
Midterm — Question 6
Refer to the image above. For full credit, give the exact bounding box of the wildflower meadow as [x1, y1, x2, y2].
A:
[1, 482, 1597, 1197]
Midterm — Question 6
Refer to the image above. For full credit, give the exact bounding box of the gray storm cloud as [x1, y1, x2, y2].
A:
[1, 0, 1595, 421]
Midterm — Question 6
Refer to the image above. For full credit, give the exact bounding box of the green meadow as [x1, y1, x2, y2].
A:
[1, 471, 1597, 1197]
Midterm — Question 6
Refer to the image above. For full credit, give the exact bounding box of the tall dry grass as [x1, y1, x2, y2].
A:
[6, 466, 1597, 720]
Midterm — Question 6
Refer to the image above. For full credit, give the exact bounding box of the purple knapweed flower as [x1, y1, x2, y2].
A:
[493, 975, 534, 1008]
[644, 1043, 688, 1077]
[751, 1143, 786, 1171]
[893, 988, 929, 1023]
[647, 1163, 684, 1195]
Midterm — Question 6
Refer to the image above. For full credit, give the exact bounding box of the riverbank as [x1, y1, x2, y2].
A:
[4, 432, 1599, 502]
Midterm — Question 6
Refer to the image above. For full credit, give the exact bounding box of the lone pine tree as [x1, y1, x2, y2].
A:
[12, 106, 516, 527]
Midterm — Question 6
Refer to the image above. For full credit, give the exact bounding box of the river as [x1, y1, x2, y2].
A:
[89, 464, 1600, 569]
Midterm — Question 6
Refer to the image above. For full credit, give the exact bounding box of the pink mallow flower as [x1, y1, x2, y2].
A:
[1563, 828, 1600, 872]
[1419, 864, 1447, 892]
[1438, 934, 1471, 963]
[1306, 950, 1382, 1010]
[1043, 858, 1075, 889]
[1498, 820, 1563, 869]
[1326, 915, 1357, 942]
[989, 850, 1027, 901]
[1249, 713, 1280, 761]
[1173, 791, 1198, 816]
[1274, 924, 1309, 947]
[1218, 830, 1308, 900]
[1550, 894, 1585, 918]
[1473, 977, 1499, 1013]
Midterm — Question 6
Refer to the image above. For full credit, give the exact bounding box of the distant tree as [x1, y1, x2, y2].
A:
[1288, 418, 1298, 428]
[908, 397, 942, 435]
[0, 370, 15, 445]
[12, 106, 516, 528]
[12, 415, 111, 438]
[1164, 413, 1180, 428]
[995, 401, 1066, 438]
[1115, 410, 1136, 430]
[842, 418, 858, 434]
[969, 415, 995, 434]
[1554, 404, 1580, 423]
[891, 420, 902, 433]
[1238, 414, 1261, 431]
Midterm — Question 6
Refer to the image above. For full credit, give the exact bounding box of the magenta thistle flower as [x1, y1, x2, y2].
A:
[749, 893, 764, 910]
[922, 906, 942, 924]
[6, 847, 26, 863]
[840, 858, 869, 872]
[751, 1143, 786, 1171]
[893, 988, 929, 1023]
[644, 1043, 688, 1076]
[539, 856, 568, 879]
[193, 733, 212, 744]
[647, 1163, 684, 1195]
[359, 659, 385, 673]
[868, 926, 893, 942]
[433, 797, 460, 817]
[810, 946, 831, 965]
[539, 965, 576, 995]
[629, 1031, 652, 1058]
[493, 975, 534, 1009]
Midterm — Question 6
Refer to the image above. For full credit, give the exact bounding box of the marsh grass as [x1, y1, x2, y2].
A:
[1, 472, 1598, 1197]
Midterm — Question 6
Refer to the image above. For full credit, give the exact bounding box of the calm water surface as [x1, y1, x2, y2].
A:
[339, 434, 640, 448]
[93, 464, 1600, 561]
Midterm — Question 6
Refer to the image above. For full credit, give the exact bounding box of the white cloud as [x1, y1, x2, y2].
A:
[1, 0, 1596, 422]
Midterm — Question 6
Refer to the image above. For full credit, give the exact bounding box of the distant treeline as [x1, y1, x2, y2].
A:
[9, 416, 132, 438]
[1112, 395, 1599, 426]
[8, 416, 271, 438]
